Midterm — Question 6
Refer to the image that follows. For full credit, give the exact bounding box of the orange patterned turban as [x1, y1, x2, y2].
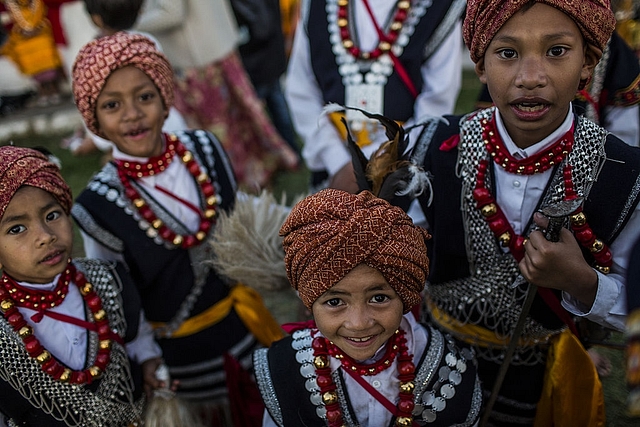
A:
[280, 189, 430, 313]
[0, 146, 72, 219]
[72, 32, 175, 137]
[463, 0, 616, 63]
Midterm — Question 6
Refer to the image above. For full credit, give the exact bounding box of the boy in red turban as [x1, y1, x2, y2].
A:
[348, 0, 640, 425]
[0, 146, 163, 425]
[254, 189, 482, 427]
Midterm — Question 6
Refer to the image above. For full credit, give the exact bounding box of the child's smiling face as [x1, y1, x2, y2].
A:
[312, 264, 404, 361]
[95, 66, 168, 158]
[475, 2, 600, 148]
[0, 187, 73, 283]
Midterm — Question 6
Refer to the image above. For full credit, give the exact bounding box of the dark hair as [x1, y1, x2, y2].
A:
[84, 0, 144, 31]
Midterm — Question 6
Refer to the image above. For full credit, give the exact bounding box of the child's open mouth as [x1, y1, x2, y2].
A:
[515, 103, 546, 112]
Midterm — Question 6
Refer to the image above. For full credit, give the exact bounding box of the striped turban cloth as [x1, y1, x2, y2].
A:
[72, 32, 175, 137]
[280, 189, 430, 313]
[0, 146, 72, 219]
[463, 0, 616, 63]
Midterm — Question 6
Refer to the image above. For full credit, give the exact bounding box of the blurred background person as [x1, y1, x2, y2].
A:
[285, 0, 467, 194]
[230, 0, 301, 159]
[0, 0, 64, 107]
[136, 0, 299, 191]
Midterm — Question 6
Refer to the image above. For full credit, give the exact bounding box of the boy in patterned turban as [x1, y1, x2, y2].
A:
[347, 0, 640, 426]
[254, 189, 482, 427]
[0, 146, 164, 426]
[71, 32, 283, 427]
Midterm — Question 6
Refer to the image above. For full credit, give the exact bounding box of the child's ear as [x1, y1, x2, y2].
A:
[90, 14, 105, 29]
[581, 44, 603, 82]
[475, 58, 488, 84]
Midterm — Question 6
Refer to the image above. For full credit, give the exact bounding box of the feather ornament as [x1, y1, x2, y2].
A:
[206, 190, 304, 292]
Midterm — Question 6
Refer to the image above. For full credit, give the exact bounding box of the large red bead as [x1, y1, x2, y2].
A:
[25, 339, 42, 355]
[398, 399, 415, 413]
[472, 188, 491, 204]
[316, 374, 332, 388]
[95, 352, 110, 367]
[312, 337, 326, 351]
[488, 217, 507, 233]
[87, 295, 102, 310]
[575, 228, 594, 243]
[183, 235, 197, 248]
[97, 322, 111, 336]
[325, 409, 342, 423]
[160, 228, 173, 240]
[399, 361, 415, 376]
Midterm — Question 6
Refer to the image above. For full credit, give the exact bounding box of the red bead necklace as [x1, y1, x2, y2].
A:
[312, 329, 416, 427]
[473, 119, 613, 272]
[481, 117, 574, 175]
[115, 133, 218, 249]
[0, 263, 114, 384]
[338, 0, 411, 60]
[1, 265, 71, 312]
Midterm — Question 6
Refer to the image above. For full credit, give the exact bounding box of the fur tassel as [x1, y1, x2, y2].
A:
[206, 190, 304, 292]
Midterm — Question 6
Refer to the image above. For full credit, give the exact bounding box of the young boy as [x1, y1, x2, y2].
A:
[62, 0, 187, 157]
[0, 146, 163, 426]
[355, 0, 640, 425]
[254, 189, 482, 427]
[70, 32, 283, 426]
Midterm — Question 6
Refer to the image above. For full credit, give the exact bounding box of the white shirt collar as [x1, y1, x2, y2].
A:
[494, 105, 574, 159]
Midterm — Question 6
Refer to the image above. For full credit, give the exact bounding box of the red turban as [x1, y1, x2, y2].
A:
[463, 0, 616, 63]
[72, 32, 175, 137]
[0, 146, 72, 219]
[280, 189, 430, 313]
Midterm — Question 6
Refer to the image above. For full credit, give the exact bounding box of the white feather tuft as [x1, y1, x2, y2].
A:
[321, 102, 346, 116]
[395, 164, 434, 206]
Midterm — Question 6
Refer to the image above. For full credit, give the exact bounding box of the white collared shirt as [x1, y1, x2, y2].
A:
[492, 107, 638, 331]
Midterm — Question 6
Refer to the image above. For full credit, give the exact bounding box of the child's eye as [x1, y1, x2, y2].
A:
[7, 224, 26, 235]
[325, 298, 343, 307]
[370, 294, 391, 303]
[101, 100, 118, 110]
[46, 211, 62, 222]
[548, 46, 567, 57]
[140, 92, 156, 102]
[498, 49, 517, 59]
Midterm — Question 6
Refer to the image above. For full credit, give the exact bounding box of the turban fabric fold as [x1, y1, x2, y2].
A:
[72, 32, 175, 137]
[0, 146, 72, 219]
[463, 0, 616, 63]
[280, 189, 430, 313]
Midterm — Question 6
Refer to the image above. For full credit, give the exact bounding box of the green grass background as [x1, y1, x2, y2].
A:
[3, 69, 637, 426]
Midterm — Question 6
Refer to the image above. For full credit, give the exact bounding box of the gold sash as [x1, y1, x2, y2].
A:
[150, 283, 284, 346]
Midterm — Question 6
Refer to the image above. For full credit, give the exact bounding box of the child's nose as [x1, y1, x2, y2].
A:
[123, 102, 143, 120]
[36, 224, 57, 246]
[515, 57, 548, 89]
[345, 305, 374, 329]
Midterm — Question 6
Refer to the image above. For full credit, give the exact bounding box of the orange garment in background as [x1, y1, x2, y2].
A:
[1, 0, 61, 77]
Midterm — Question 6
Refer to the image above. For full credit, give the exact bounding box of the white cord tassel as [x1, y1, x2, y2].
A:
[144, 364, 203, 427]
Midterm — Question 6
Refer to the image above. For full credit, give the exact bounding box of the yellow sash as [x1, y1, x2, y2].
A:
[534, 329, 605, 427]
[150, 283, 284, 346]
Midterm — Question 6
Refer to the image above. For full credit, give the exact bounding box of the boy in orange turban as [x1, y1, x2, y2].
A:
[254, 189, 482, 427]
[0, 146, 163, 425]
[348, 0, 640, 426]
